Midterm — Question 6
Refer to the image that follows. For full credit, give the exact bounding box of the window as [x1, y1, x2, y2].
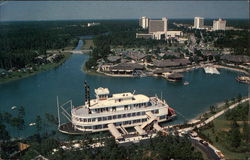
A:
[113, 115, 117, 119]
[118, 115, 122, 119]
[137, 112, 141, 116]
[108, 116, 112, 120]
[123, 114, 126, 118]
[127, 113, 131, 117]
[84, 126, 92, 129]
[124, 105, 128, 110]
[84, 119, 87, 122]
[103, 117, 107, 121]
[96, 125, 102, 129]
[92, 118, 96, 122]
[132, 113, 136, 116]
[88, 119, 91, 122]
[142, 112, 145, 115]
[155, 109, 159, 114]
[160, 115, 166, 120]
[98, 117, 102, 121]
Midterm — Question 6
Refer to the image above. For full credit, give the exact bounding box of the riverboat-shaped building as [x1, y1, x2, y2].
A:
[58, 83, 176, 140]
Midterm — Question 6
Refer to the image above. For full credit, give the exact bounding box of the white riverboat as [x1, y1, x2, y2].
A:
[58, 83, 176, 140]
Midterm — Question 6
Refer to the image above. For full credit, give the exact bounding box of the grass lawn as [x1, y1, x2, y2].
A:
[83, 40, 94, 49]
[200, 114, 249, 160]
[0, 52, 71, 84]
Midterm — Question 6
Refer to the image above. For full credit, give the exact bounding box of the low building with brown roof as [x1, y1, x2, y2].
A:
[221, 55, 250, 64]
[109, 63, 144, 75]
[167, 73, 183, 81]
[153, 59, 191, 68]
[107, 55, 121, 63]
[126, 52, 147, 62]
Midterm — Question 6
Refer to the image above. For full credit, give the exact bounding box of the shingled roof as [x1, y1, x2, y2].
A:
[110, 63, 144, 71]
[107, 56, 121, 62]
[221, 55, 250, 63]
[126, 52, 146, 61]
[168, 73, 183, 79]
[153, 59, 191, 68]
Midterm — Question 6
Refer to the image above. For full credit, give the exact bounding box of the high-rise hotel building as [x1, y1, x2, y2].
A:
[194, 17, 204, 29]
[213, 18, 226, 31]
[139, 16, 149, 29]
[148, 17, 168, 33]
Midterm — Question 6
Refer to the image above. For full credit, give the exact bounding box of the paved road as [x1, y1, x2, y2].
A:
[190, 138, 220, 160]
[195, 98, 250, 129]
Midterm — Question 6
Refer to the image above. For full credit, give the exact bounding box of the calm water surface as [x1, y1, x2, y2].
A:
[0, 54, 248, 137]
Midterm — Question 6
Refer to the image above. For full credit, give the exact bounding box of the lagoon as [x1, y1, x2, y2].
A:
[0, 54, 248, 137]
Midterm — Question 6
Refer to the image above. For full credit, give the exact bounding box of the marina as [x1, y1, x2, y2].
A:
[0, 54, 248, 137]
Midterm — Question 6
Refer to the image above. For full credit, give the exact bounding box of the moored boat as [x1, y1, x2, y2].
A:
[58, 82, 176, 137]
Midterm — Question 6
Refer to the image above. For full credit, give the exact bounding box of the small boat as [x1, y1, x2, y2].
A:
[29, 123, 36, 126]
[184, 81, 189, 85]
[11, 106, 17, 110]
[236, 76, 250, 84]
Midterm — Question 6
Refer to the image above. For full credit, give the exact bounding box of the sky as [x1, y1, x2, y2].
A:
[0, 1, 249, 21]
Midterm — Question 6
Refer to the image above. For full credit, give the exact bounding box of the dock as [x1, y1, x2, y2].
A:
[204, 67, 220, 74]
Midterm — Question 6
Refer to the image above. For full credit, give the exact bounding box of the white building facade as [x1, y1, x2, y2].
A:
[139, 16, 149, 29]
[213, 18, 226, 31]
[194, 17, 204, 29]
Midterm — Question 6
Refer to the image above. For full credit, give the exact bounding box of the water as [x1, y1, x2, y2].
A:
[74, 35, 94, 50]
[0, 54, 248, 137]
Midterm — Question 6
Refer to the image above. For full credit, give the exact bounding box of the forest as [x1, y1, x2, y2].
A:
[0, 20, 138, 70]
[15, 134, 202, 160]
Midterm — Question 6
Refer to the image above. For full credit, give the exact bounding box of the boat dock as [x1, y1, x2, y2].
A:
[204, 67, 220, 74]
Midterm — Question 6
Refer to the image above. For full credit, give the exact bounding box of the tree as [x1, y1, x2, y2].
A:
[35, 116, 42, 133]
[215, 136, 219, 142]
[224, 99, 229, 108]
[210, 105, 216, 114]
[237, 93, 242, 102]
[229, 120, 241, 148]
[208, 55, 213, 61]
[242, 121, 249, 143]
[0, 123, 10, 140]
[18, 106, 25, 118]
[2, 112, 12, 123]
[45, 113, 57, 125]
[40, 138, 59, 155]
[10, 116, 25, 136]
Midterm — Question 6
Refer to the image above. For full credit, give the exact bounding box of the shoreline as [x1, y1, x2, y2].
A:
[214, 64, 249, 75]
[0, 52, 72, 84]
[84, 63, 247, 79]
[187, 96, 249, 124]
[187, 101, 226, 124]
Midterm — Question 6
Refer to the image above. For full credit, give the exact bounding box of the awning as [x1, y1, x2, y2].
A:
[108, 124, 123, 139]
[153, 122, 163, 131]
[134, 125, 147, 136]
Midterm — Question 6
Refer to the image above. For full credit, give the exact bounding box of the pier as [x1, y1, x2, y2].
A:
[204, 67, 220, 74]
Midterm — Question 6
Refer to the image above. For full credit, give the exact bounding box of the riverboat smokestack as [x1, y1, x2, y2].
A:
[84, 81, 91, 108]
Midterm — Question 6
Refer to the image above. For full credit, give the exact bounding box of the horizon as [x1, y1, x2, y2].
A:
[1, 17, 248, 23]
[0, 1, 249, 22]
